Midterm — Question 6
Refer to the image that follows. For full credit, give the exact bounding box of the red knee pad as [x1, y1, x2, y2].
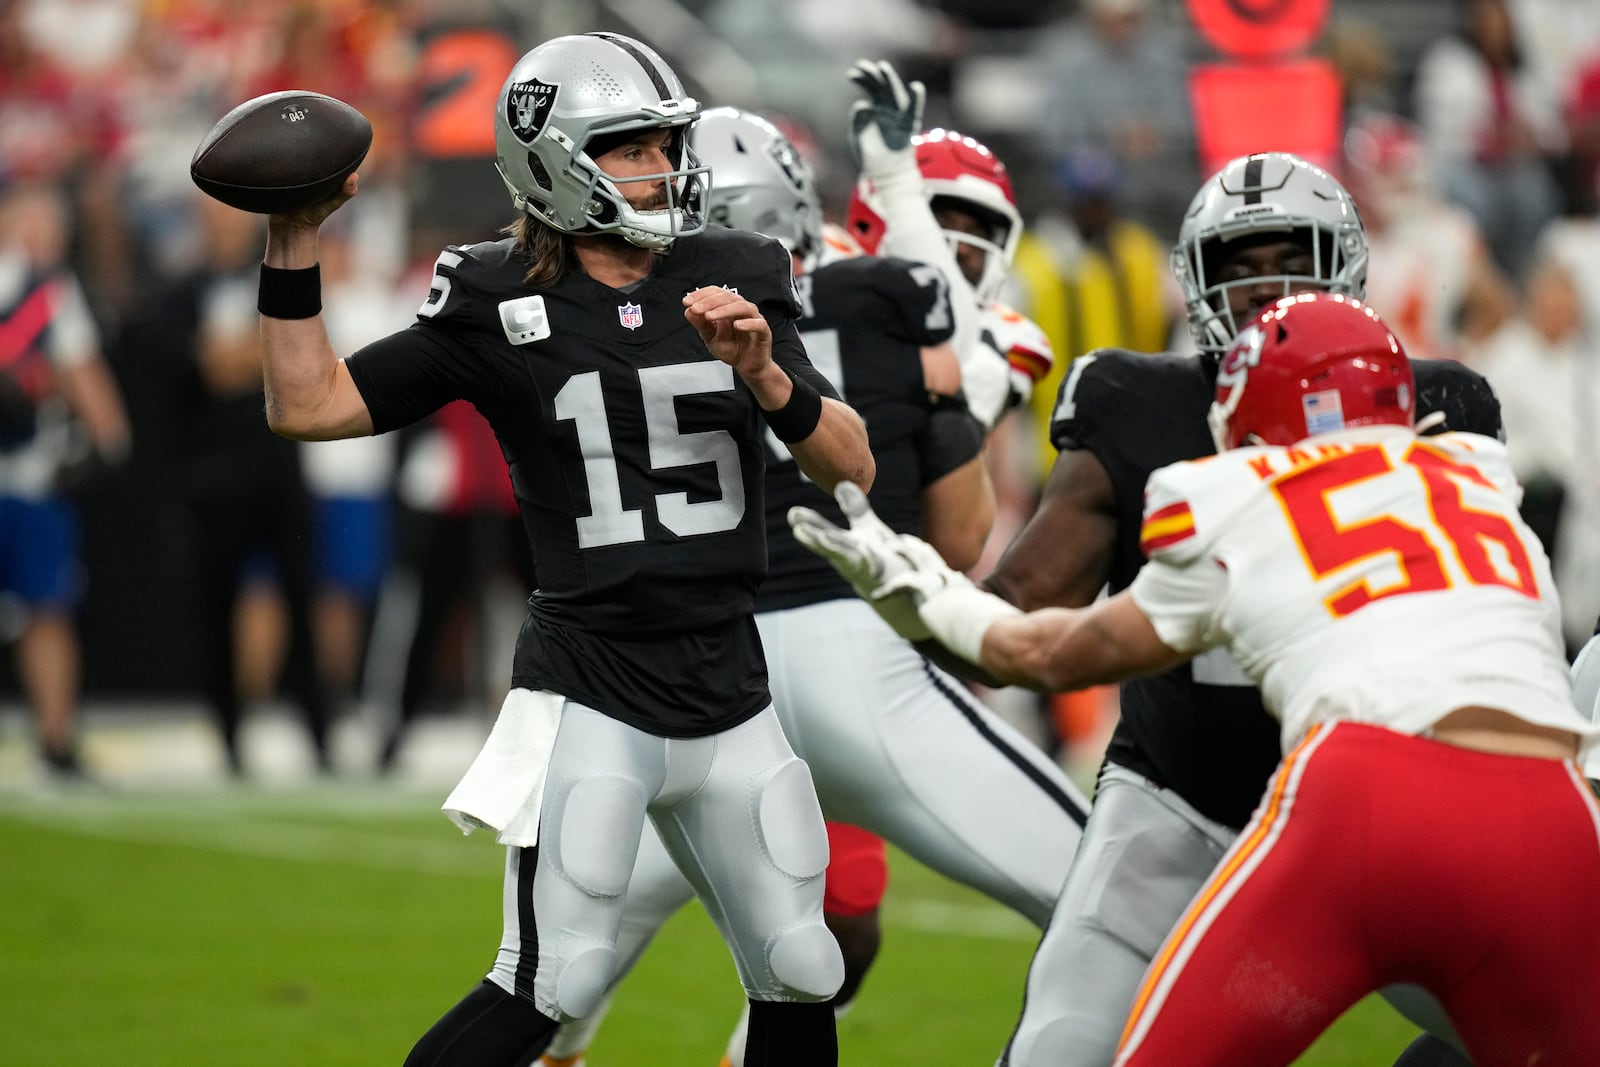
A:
[823, 822, 889, 917]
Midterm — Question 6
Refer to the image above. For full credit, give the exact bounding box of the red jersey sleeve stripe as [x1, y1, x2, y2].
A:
[1140, 501, 1194, 553]
[1005, 346, 1053, 381]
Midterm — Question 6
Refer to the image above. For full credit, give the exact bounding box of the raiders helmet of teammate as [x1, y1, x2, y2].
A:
[492, 31, 709, 250]
[1211, 293, 1413, 452]
[1172, 151, 1368, 359]
[846, 128, 1022, 304]
[695, 107, 823, 260]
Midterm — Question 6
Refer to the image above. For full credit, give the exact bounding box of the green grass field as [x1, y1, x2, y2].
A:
[0, 781, 1422, 1065]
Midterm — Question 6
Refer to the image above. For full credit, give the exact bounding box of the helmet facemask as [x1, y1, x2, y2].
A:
[1172, 153, 1368, 365]
[845, 128, 1021, 301]
[930, 194, 1016, 304]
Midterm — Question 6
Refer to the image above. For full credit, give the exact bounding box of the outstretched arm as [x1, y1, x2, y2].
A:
[848, 59, 1006, 426]
[791, 483, 1186, 690]
[975, 594, 1188, 692]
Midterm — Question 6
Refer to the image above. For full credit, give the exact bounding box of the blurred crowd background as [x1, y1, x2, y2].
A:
[5, 0, 1600, 779]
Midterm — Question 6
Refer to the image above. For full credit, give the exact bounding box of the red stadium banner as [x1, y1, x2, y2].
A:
[1188, 59, 1343, 178]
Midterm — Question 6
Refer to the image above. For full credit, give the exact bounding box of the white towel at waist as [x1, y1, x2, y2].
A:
[443, 688, 565, 847]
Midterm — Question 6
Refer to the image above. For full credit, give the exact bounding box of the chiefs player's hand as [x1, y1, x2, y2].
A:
[684, 286, 772, 377]
[874, 525, 1023, 665]
[790, 482, 932, 642]
[848, 58, 925, 180]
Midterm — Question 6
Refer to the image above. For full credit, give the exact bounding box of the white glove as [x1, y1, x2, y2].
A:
[847, 59, 925, 182]
[789, 481, 931, 641]
[874, 541, 1022, 664]
[961, 336, 1016, 431]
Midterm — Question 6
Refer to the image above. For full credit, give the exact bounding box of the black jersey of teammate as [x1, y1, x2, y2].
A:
[758, 253, 980, 612]
[345, 226, 838, 737]
[1050, 349, 1504, 828]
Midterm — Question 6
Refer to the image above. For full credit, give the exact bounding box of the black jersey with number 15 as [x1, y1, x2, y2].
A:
[344, 226, 839, 736]
[1049, 348, 1504, 829]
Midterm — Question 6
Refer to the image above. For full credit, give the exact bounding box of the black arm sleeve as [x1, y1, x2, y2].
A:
[916, 397, 985, 485]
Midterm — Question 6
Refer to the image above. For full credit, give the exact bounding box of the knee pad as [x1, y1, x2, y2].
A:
[756, 759, 829, 881]
[549, 942, 618, 1021]
[553, 774, 647, 898]
[767, 921, 845, 1003]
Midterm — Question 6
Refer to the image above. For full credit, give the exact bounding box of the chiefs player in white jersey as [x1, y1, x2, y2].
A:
[847, 126, 1055, 428]
[794, 292, 1600, 1067]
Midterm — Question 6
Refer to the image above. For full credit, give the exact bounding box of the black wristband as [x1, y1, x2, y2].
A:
[258, 263, 322, 319]
[762, 371, 823, 443]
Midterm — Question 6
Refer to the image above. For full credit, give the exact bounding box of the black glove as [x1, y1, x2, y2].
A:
[847, 59, 925, 176]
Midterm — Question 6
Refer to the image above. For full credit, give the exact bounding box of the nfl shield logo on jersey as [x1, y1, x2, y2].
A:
[618, 302, 644, 330]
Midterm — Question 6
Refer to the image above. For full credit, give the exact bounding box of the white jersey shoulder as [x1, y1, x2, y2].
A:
[1132, 427, 1590, 755]
[977, 301, 1055, 415]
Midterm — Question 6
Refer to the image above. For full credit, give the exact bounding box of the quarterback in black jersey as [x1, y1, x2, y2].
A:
[253, 34, 872, 1067]
[537, 106, 1090, 1067]
[967, 155, 1484, 1067]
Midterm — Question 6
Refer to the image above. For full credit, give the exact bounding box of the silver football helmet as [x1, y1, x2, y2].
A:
[691, 107, 823, 259]
[1171, 152, 1368, 358]
[493, 32, 709, 251]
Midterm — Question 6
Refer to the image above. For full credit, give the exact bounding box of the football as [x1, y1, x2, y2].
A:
[190, 90, 372, 215]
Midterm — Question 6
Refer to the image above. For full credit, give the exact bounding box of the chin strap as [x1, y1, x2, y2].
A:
[1414, 410, 1447, 435]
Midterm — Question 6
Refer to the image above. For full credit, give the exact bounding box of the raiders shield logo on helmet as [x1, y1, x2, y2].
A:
[505, 79, 558, 146]
[767, 138, 807, 194]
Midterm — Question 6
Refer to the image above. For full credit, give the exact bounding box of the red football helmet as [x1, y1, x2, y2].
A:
[846, 128, 1022, 302]
[1209, 292, 1414, 452]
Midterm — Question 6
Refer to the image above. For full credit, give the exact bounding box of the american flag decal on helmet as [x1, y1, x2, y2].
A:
[1302, 389, 1345, 435]
[1141, 500, 1195, 554]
